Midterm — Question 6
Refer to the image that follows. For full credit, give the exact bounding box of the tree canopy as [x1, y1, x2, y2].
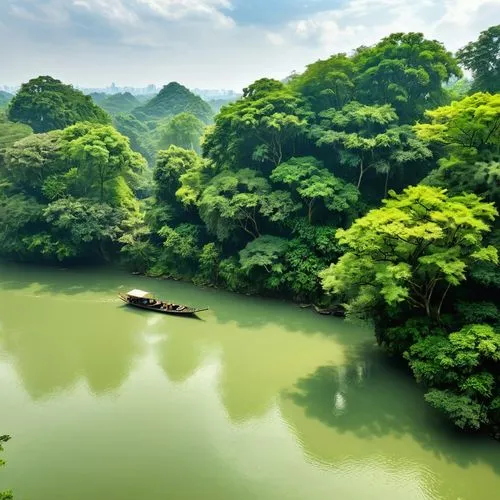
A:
[8, 76, 110, 133]
[457, 25, 500, 94]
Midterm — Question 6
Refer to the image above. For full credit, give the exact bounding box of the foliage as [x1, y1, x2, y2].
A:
[0, 112, 32, 150]
[203, 79, 309, 170]
[320, 185, 498, 322]
[133, 82, 213, 124]
[239, 235, 288, 274]
[96, 92, 140, 116]
[62, 122, 140, 203]
[457, 25, 500, 94]
[1, 130, 64, 197]
[195, 242, 221, 285]
[290, 54, 356, 112]
[113, 113, 156, 165]
[156, 112, 205, 153]
[0, 91, 12, 109]
[271, 156, 359, 223]
[314, 102, 432, 197]
[415, 92, 500, 160]
[353, 32, 461, 123]
[407, 324, 500, 429]
[8, 76, 110, 133]
[198, 168, 271, 241]
[154, 146, 203, 214]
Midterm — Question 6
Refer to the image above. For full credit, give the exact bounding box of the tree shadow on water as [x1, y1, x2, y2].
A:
[283, 341, 500, 474]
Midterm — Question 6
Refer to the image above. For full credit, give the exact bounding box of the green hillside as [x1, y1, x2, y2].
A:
[132, 82, 213, 123]
[0, 91, 13, 109]
[98, 92, 140, 116]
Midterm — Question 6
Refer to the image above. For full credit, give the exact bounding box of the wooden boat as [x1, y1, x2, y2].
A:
[118, 289, 208, 316]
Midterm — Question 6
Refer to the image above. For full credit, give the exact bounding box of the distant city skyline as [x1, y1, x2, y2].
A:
[1, 1, 499, 91]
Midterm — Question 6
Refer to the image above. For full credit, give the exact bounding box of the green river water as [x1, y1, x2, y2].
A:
[0, 263, 499, 500]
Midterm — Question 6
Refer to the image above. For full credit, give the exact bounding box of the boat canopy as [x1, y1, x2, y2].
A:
[126, 289, 153, 298]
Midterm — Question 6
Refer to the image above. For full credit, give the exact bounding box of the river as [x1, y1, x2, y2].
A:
[0, 263, 498, 500]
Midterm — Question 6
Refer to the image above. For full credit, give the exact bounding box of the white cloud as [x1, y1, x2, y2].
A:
[2, 0, 499, 90]
[266, 32, 285, 46]
[286, 0, 500, 57]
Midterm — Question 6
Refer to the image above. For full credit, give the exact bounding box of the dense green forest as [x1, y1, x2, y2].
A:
[1, 27, 499, 435]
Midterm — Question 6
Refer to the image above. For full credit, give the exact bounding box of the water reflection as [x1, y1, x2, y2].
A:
[280, 343, 500, 499]
[1, 263, 500, 500]
[0, 291, 145, 398]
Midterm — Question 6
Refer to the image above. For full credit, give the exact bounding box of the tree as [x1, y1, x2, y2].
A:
[157, 112, 206, 153]
[314, 102, 398, 190]
[62, 122, 139, 202]
[37, 197, 124, 260]
[198, 169, 270, 241]
[406, 324, 500, 430]
[0, 435, 12, 500]
[150, 223, 203, 279]
[270, 156, 359, 223]
[8, 76, 110, 133]
[457, 25, 500, 93]
[320, 185, 498, 322]
[203, 79, 309, 170]
[354, 33, 461, 123]
[196, 242, 221, 285]
[315, 102, 432, 195]
[414, 92, 500, 160]
[1, 130, 64, 198]
[133, 82, 213, 124]
[290, 54, 356, 112]
[0, 194, 44, 259]
[154, 145, 203, 208]
[113, 113, 156, 166]
[239, 235, 289, 274]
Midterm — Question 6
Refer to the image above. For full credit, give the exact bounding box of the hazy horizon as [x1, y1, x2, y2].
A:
[2, 0, 499, 92]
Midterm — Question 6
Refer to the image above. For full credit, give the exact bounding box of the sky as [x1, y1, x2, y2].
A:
[1, 0, 499, 91]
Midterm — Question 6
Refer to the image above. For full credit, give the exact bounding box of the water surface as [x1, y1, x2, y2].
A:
[0, 263, 498, 499]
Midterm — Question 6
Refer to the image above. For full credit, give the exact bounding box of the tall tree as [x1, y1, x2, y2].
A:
[203, 79, 309, 170]
[290, 54, 356, 112]
[154, 145, 203, 205]
[457, 25, 500, 94]
[62, 123, 139, 203]
[320, 185, 498, 322]
[414, 92, 500, 160]
[1, 131, 64, 198]
[354, 33, 461, 123]
[270, 156, 358, 223]
[198, 169, 271, 241]
[156, 112, 205, 153]
[8, 76, 110, 133]
[313, 102, 432, 196]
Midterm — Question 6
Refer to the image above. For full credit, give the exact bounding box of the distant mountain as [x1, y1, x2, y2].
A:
[98, 92, 140, 116]
[135, 93, 157, 104]
[0, 91, 13, 108]
[208, 97, 240, 113]
[89, 92, 107, 104]
[132, 82, 213, 124]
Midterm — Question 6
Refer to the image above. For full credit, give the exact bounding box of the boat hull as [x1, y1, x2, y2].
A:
[118, 294, 207, 316]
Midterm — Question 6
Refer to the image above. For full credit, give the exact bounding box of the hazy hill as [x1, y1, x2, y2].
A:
[98, 92, 141, 116]
[132, 82, 213, 123]
[0, 91, 13, 108]
[208, 97, 240, 113]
